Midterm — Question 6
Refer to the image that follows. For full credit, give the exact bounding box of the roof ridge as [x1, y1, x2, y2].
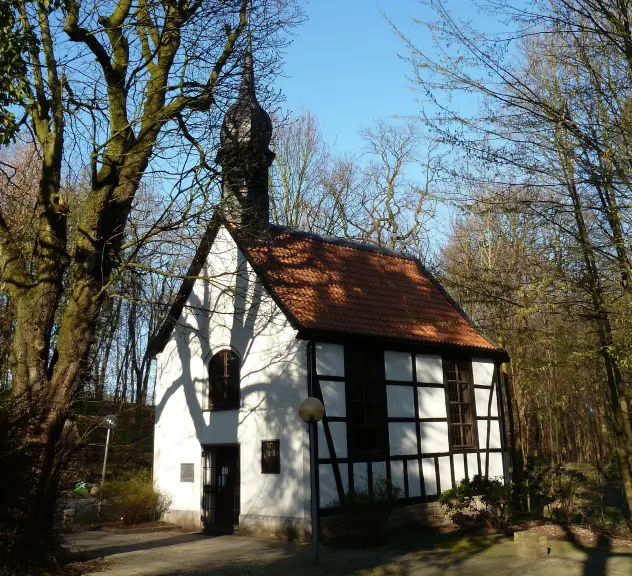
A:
[268, 224, 417, 261]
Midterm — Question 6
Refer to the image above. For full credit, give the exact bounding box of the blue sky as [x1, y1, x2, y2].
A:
[273, 1, 515, 253]
[274, 0, 450, 253]
[275, 0, 425, 154]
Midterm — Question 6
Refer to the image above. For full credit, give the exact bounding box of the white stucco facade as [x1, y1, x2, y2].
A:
[154, 226, 309, 530]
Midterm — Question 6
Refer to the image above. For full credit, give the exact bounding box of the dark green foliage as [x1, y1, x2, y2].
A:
[0, 2, 35, 145]
[438, 477, 472, 514]
[604, 451, 622, 482]
[593, 506, 628, 535]
[343, 477, 403, 508]
[100, 469, 171, 526]
[439, 475, 513, 528]
[525, 462, 587, 524]
[71, 401, 155, 484]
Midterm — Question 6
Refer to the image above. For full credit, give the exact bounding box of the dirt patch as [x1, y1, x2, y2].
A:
[62, 557, 109, 575]
[84, 521, 182, 535]
[521, 520, 632, 548]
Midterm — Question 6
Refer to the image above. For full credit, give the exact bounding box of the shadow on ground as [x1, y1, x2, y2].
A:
[69, 532, 216, 559]
[68, 525, 516, 576]
[560, 524, 632, 576]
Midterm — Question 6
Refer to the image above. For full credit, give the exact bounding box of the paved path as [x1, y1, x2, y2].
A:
[67, 530, 632, 575]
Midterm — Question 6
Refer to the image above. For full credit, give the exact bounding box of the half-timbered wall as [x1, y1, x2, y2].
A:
[314, 343, 506, 509]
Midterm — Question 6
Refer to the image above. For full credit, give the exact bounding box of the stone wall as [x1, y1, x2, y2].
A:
[320, 501, 450, 545]
[385, 501, 450, 528]
[239, 514, 309, 542]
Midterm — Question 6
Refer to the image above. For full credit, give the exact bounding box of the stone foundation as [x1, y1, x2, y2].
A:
[239, 514, 309, 542]
[385, 501, 450, 528]
[163, 502, 450, 541]
[320, 501, 450, 545]
[163, 509, 202, 531]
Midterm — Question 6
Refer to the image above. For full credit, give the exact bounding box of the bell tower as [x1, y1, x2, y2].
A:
[216, 43, 274, 228]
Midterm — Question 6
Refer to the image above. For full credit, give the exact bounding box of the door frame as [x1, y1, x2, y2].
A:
[201, 443, 240, 531]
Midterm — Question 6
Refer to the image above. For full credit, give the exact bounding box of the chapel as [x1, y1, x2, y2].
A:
[152, 47, 509, 535]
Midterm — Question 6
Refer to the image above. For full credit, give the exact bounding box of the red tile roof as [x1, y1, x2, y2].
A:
[241, 226, 497, 351]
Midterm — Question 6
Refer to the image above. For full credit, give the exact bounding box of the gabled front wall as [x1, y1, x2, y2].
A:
[313, 343, 506, 510]
[154, 226, 309, 530]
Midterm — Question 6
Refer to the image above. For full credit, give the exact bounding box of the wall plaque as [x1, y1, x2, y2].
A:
[180, 462, 195, 482]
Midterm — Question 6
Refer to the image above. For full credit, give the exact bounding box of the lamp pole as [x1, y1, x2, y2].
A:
[299, 397, 325, 565]
[98, 415, 118, 515]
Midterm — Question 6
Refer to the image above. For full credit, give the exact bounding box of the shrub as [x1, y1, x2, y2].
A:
[523, 461, 588, 524]
[439, 475, 513, 529]
[546, 465, 586, 524]
[594, 506, 628, 535]
[438, 478, 472, 516]
[329, 476, 403, 509]
[604, 452, 622, 482]
[100, 469, 171, 525]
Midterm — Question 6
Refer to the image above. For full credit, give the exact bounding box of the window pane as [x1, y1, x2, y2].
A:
[463, 425, 474, 446]
[350, 403, 366, 425]
[366, 402, 382, 425]
[346, 346, 386, 458]
[354, 432, 367, 453]
[460, 383, 470, 404]
[366, 380, 382, 401]
[450, 424, 461, 446]
[457, 362, 471, 383]
[348, 379, 365, 401]
[261, 440, 280, 474]
[444, 359, 475, 447]
[210, 351, 240, 408]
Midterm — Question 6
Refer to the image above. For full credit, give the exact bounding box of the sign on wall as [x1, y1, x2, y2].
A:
[180, 462, 195, 482]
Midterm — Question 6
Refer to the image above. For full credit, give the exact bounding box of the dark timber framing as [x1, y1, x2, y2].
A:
[308, 341, 345, 507]
[313, 337, 508, 514]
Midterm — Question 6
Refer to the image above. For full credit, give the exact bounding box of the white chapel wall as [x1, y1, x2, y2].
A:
[154, 226, 308, 529]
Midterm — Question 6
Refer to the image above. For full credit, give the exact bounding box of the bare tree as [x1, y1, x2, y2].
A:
[1, 0, 301, 557]
[270, 111, 436, 256]
[354, 119, 437, 256]
[395, 0, 632, 512]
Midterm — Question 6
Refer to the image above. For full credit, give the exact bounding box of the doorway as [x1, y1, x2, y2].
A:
[202, 445, 240, 531]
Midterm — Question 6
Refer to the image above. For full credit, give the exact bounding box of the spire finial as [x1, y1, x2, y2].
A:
[238, 20, 255, 97]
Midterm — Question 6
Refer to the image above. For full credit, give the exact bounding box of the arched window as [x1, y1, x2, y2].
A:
[209, 350, 240, 410]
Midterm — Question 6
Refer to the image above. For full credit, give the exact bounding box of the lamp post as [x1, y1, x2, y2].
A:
[98, 414, 118, 515]
[298, 396, 325, 564]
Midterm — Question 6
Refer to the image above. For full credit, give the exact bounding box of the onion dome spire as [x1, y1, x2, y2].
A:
[217, 36, 274, 228]
[219, 41, 273, 156]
